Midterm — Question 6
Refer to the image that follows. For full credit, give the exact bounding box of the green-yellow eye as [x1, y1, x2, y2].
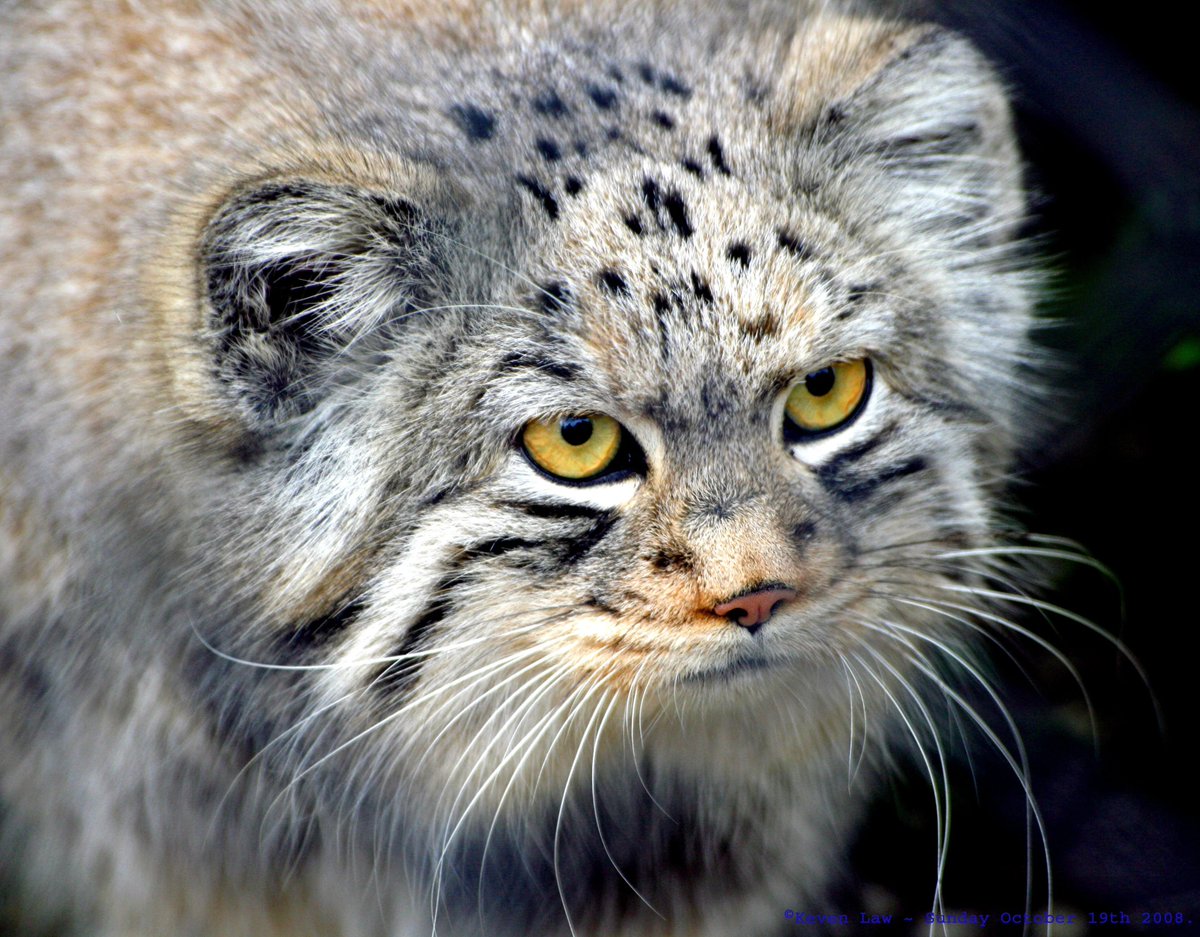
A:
[785, 359, 870, 435]
[522, 414, 623, 480]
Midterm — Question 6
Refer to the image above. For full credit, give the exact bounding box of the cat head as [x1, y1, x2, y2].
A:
[182, 15, 1032, 850]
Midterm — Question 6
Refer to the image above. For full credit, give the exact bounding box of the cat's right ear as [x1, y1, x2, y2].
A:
[784, 23, 1024, 248]
[199, 172, 464, 430]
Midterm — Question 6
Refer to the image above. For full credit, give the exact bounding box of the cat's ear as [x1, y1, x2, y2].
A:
[200, 173, 460, 428]
[816, 26, 1024, 246]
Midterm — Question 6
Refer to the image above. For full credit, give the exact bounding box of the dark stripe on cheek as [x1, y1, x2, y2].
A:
[282, 598, 367, 653]
[498, 500, 608, 520]
[464, 537, 542, 558]
[819, 456, 929, 503]
[818, 423, 897, 477]
[372, 568, 462, 696]
[554, 512, 617, 565]
[791, 518, 818, 545]
[584, 595, 622, 615]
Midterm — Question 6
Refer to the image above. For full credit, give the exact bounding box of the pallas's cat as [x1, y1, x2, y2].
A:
[0, 1, 1051, 934]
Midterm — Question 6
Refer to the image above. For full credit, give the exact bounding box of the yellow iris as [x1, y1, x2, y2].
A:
[785, 359, 869, 433]
[522, 414, 622, 480]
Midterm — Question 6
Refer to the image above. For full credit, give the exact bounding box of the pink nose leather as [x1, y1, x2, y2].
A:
[713, 587, 797, 628]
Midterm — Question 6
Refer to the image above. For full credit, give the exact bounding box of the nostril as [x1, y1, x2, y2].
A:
[713, 586, 798, 630]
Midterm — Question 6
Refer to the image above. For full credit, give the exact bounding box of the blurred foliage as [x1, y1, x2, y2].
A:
[1163, 336, 1200, 372]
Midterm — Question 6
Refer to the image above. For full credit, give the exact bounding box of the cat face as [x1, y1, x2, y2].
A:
[444, 161, 989, 690]
[201, 170, 1012, 825]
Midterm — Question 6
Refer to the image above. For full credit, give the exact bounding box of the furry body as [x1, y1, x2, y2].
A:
[0, 2, 1033, 935]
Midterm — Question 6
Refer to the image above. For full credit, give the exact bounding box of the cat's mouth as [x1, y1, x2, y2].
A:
[681, 653, 774, 684]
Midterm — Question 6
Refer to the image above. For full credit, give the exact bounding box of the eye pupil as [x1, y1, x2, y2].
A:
[804, 367, 836, 397]
[560, 417, 594, 446]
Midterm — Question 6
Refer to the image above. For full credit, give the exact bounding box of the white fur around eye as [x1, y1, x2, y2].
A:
[502, 450, 641, 509]
[781, 371, 891, 467]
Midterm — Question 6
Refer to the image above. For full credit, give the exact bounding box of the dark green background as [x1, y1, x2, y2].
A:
[848, 0, 1200, 927]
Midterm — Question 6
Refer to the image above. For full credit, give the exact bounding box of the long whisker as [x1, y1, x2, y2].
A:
[431, 662, 580, 923]
[472, 664, 594, 924]
[881, 590, 1098, 744]
[856, 616, 1053, 937]
[852, 638, 952, 928]
[840, 657, 872, 785]
[846, 647, 948, 930]
[271, 638, 555, 818]
[553, 680, 614, 937]
[589, 690, 664, 918]
[429, 661, 585, 930]
[933, 583, 1161, 728]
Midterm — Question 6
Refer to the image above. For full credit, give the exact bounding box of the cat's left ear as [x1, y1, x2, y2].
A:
[197, 164, 468, 430]
[815, 26, 1024, 245]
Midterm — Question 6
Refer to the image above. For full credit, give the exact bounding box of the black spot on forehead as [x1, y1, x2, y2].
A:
[449, 103, 497, 141]
[652, 295, 671, 361]
[740, 309, 780, 341]
[623, 213, 645, 236]
[663, 191, 693, 239]
[564, 176, 584, 196]
[726, 242, 751, 268]
[536, 280, 572, 314]
[587, 84, 619, 110]
[640, 177, 692, 238]
[777, 230, 815, 260]
[659, 74, 692, 98]
[535, 137, 562, 162]
[597, 269, 630, 295]
[699, 374, 737, 419]
[633, 61, 691, 98]
[496, 350, 582, 382]
[690, 272, 713, 304]
[706, 135, 732, 175]
[823, 104, 847, 128]
[532, 90, 570, 118]
[642, 177, 662, 212]
[515, 174, 559, 220]
[651, 110, 675, 130]
[847, 283, 878, 304]
[681, 158, 704, 178]
[837, 284, 880, 320]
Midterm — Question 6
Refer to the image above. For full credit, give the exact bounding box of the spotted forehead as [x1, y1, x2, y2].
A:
[511, 160, 886, 415]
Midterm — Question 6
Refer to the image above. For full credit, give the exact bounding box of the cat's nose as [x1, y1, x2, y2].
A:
[713, 586, 797, 630]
